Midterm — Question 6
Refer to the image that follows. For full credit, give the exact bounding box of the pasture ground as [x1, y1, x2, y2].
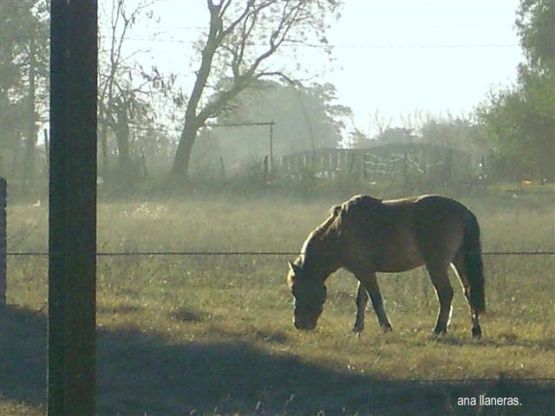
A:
[2, 188, 554, 415]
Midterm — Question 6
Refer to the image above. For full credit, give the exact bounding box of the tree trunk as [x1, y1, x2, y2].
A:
[167, 3, 223, 187]
[99, 113, 110, 176]
[115, 106, 132, 184]
[22, 35, 37, 193]
[115, 131, 131, 181]
[169, 122, 199, 185]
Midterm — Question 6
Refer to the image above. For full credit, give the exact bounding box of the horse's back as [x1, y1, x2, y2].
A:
[411, 195, 471, 228]
[411, 195, 471, 266]
[338, 195, 422, 272]
[337, 194, 472, 272]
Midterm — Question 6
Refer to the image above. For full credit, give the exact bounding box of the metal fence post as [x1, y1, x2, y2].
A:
[0, 176, 6, 307]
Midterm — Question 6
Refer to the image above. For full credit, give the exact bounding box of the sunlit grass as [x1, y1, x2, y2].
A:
[3, 189, 555, 415]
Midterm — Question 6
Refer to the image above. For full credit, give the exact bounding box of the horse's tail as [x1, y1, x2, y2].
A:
[461, 211, 486, 314]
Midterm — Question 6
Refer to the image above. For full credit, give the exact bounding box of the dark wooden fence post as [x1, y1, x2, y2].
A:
[0, 176, 6, 307]
[263, 155, 269, 183]
[49, 1, 97, 414]
[219, 156, 226, 181]
[269, 121, 274, 174]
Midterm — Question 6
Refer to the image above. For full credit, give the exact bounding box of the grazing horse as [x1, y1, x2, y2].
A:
[287, 194, 486, 338]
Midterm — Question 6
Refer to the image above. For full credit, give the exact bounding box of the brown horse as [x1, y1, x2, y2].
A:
[287, 194, 486, 338]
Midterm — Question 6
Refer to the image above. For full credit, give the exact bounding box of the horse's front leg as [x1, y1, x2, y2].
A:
[353, 281, 368, 333]
[353, 273, 392, 333]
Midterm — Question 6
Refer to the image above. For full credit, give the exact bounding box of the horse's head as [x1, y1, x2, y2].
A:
[287, 260, 327, 330]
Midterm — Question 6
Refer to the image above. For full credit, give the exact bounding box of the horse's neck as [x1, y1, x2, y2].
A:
[304, 231, 340, 280]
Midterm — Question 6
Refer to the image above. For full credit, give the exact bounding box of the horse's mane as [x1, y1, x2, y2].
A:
[299, 195, 383, 260]
[341, 195, 382, 212]
[313, 205, 342, 237]
[309, 196, 382, 238]
[299, 205, 341, 258]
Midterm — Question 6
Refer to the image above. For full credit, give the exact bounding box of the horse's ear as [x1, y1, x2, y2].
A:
[330, 205, 341, 217]
[288, 261, 301, 275]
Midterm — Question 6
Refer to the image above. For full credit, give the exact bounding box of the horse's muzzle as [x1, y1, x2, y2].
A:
[294, 319, 316, 331]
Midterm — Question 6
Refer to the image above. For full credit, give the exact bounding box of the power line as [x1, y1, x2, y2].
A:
[97, 35, 520, 49]
[206, 121, 275, 127]
[98, 24, 514, 31]
[119, 121, 275, 134]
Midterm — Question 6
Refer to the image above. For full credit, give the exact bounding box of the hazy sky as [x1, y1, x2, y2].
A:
[107, 0, 524, 133]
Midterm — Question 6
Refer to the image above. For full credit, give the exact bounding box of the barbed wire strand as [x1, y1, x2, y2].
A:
[5, 250, 555, 257]
[10, 247, 554, 384]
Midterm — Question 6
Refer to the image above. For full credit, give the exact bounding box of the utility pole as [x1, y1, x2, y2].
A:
[48, 1, 98, 414]
[0, 177, 6, 307]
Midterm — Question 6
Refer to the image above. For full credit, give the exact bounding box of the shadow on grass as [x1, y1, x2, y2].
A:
[1, 305, 554, 416]
[0, 305, 46, 408]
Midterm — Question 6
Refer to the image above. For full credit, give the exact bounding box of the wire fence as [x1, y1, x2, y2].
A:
[6, 247, 555, 385]
[5, 250, 555, 257]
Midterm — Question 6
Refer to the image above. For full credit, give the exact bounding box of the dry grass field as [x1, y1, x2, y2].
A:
[1, 187, 554, 415]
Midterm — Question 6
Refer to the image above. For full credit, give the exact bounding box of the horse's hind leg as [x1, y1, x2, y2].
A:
[353, 272, 392, 333]
[452, 255, 482, 338]
[426, 264, 454, 335]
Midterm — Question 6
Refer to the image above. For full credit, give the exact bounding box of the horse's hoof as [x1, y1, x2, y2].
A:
[472, 326, 482, 338]
[352, 325, 364, 334]
[382, 325, 393, 333]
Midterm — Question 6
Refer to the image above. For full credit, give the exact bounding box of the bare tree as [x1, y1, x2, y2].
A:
[370, 110, 392, 136]
[98, 0, 153, 175]
[169, 0, 342, 184]
[1, 0, 48, 191]
[98, 0, 182, 184]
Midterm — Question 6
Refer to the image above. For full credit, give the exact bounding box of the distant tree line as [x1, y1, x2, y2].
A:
[0, 0, 48, 192]
[191, 80, 352, 179]
[1, 0, 551, 197]
[477, 0, 554, 182]
[1, 0, 344, 195]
